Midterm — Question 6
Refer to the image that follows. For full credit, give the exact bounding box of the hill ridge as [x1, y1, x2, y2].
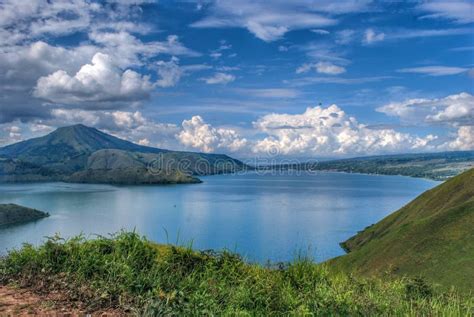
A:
[330, 168, 474, 292]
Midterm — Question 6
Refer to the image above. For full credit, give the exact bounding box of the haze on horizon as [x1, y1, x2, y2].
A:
[0, 0, 473, 159]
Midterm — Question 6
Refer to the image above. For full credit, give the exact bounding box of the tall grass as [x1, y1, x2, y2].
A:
[1, 231, 472, 316]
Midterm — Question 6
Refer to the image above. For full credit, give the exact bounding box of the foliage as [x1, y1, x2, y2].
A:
[1, 231, 472, 316]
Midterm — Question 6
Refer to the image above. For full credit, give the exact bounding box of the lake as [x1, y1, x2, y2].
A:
[0, 171, 438, 263]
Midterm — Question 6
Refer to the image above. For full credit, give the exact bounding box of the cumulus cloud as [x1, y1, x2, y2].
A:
[252, 104, 437, 156]
[2, 101, 473, 154]
[190, 1, 371, 41]
[397, 66, 469, 76]
[200, 72, 235, 84]
[0, 1, 197, 123]
[377, 92, 474, 125]
[0, 41, 98, 122]
[296, 62, 346, 75]
[34, 53, 153, 105]
[447, 126, 474, 150]
[178, 116, 247, 153]
[363, 28, 385, 44]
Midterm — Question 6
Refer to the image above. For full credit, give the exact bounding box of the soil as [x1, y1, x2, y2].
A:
[0, 285, 124, 316]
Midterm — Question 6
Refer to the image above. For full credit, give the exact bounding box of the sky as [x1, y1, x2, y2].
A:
[0, 0, 473, 159]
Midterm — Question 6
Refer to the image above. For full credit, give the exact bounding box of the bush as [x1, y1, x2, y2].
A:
[1, 231, 472, 315]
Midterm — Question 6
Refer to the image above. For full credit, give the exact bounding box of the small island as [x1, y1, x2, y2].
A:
[0, 204, 49, 226]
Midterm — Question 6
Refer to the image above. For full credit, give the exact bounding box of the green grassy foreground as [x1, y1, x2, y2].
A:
[1, 232, 472, 315]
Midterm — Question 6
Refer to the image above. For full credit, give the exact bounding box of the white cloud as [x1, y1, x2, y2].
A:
[111, 111, 147, 128]
[446, 126, 474, 150]
[50, 108, 181, 149]
[296, 64, 313, 74]
[178, 116, 247, 153]
[297, 42, 351, 65]
[287, 76, 389, 87]
[138, 138, 150, 146]
[296, 62, 346, 75]
[315, 62, 346, 75]
[390, 28, 472, 40]
[0, 0, 158, 47]
[156, 57, 183, 88]
[252, 104, 437, 156]
[89, 32, 199, 68]
[418, 0, 474, 24]
[4, 125, 22, 143]
[311, 29, 330, 35]
[336, 29, 355, 44]
[0, 0, 95, 45]
[210, 52, 222, 59]
[377, 92, 474, 126]
[201, 72, 235, 85]
[397, 66, 469, 76]
[3, 99, 473, 155]
[0, 0, 200, 124]
[363, 28, 385, 44]
[235, 88, 300, 98]
[34, 53, 153, 105]
[190, 1, 372, 41]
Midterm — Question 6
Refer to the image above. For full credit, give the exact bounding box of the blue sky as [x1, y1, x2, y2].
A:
[0, 0, 473, 158]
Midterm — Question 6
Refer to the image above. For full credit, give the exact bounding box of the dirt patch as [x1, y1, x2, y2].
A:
[0, 285, 124, 316]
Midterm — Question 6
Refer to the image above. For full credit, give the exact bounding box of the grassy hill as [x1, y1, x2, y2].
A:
[0, 124, 246, 184]
[330, 168, 474, 292]
[1, 232, 472, 315]
[0, 204, 49, 226]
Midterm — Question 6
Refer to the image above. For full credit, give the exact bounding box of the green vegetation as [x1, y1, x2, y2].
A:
[1, 232, 472, 315]
[263, 151, 474, 180]
[0, 204, 49, 226]
[330, 168, 474, 293]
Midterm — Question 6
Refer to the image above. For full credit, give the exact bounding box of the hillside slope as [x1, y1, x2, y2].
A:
[330, 168, 474, 292]
[68, 149, 201, 184]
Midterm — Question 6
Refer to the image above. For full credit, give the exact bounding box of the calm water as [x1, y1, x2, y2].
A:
[0, 171, 437, 263]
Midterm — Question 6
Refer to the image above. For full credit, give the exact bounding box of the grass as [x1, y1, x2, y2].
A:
[330, 168, 474, 293]
[1, 231, 473, 316]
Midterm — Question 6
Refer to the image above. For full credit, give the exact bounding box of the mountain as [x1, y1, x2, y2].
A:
[0, 204, 49, 226]
[68, 149, 202, 185]
[329, 168, 474, 292]
[0, 124, 246, 184]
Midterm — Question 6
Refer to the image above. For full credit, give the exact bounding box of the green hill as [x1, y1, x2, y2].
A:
[0, 204, 49, 226]
[0, 124, 246, 184]
[330, 168, 474, 292]
[68, 149, 201, 184]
